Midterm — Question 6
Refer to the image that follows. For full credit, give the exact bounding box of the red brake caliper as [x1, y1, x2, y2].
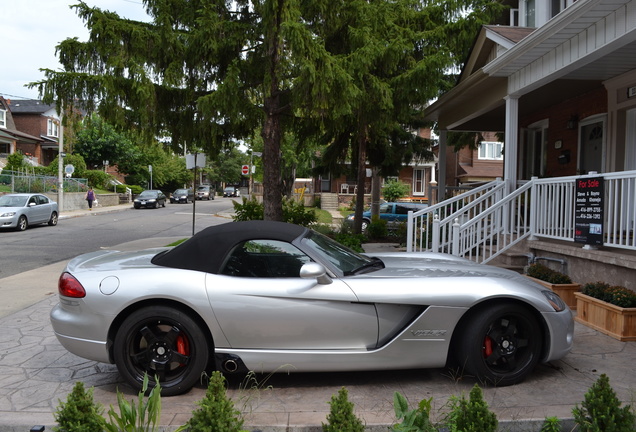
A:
[176, 334, 189, 366]
[483, 336, 493, 357]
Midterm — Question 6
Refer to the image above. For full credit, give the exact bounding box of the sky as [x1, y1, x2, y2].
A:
[2, 0, 150, 101]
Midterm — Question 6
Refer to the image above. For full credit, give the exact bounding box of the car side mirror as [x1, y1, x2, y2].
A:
[300, 262, 332, 285]
[29, 202, 37, 207]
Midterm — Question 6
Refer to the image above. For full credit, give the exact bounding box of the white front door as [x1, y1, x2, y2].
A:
[579, 116, 606, 174]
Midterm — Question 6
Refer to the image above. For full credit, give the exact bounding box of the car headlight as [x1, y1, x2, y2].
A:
[346, 215, 355, 221]
[1, 212, 17, 217]
[542, 290, 567, 312]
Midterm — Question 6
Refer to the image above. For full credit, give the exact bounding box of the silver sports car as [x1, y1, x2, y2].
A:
[51, 220, 574, 396]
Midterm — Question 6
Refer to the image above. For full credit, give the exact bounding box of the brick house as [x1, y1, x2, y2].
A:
[0, 97, 43, 166]
[8, 99, 61, 166]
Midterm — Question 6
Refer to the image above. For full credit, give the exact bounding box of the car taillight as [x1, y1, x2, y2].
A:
[58, 272, 86, 298]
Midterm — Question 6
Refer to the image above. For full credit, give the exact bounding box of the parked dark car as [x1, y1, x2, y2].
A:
[346, 201, 429, 231]
[133, 190, 167, 209]
[0, 193, 59, 231]
[170, 188, 194, 204]
[223, 187, 240, 197]
[196, 185, 214, 200]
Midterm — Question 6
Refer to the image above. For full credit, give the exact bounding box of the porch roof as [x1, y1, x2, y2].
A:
[425, 0, 636, 132]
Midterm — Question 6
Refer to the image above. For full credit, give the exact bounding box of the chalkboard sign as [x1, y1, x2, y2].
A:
[574, 176, 604, 245]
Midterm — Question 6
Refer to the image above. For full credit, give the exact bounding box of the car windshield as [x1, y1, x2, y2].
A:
[175, 189, 189, 194]
[139, 191, 158, 198]
[0, 195, 28, 207]
[302, 231, 382, 276]
[224, 187, 234, 192]
[197, 186, 209, 191]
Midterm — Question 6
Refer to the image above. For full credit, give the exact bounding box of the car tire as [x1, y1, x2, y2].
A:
[16, 215, 28, 231]
[154, 201, 159, 209]
[48, 211, 58, 226]
[113, 306, 210, 396]
[454, 303, 541, 386]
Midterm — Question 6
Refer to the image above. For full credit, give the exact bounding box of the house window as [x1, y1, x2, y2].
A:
[478, 141, 504, 160]
[47, 119, 59, 137]
[413, 168, 426, 196]
[0, 109, 6, 128]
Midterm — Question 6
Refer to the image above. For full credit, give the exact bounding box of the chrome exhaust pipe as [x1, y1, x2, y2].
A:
[223, 359, 238, 373]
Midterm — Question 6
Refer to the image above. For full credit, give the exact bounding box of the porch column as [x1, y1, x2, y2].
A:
[437, 129, 447, 202]
[504, 96, 519, 195]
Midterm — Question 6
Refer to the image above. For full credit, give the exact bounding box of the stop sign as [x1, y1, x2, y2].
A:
[241, 165, 250, 175]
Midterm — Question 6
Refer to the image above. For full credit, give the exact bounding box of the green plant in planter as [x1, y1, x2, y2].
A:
[526, 263, 572, 284]
[582, 282, 636, 308]
[53, 382, 105, 432]
[572, 373, 635, 432]
[392, 392, 436, 432]
[179, 371, 247, 432]
[323, 387, 365, 432]
[444, 384, 497, 432]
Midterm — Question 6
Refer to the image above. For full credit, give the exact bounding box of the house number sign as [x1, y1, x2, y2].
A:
[574, 176, 604, 246]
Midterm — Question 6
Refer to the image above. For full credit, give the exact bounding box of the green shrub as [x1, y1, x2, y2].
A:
[53, 382, 105, 432]
[382, 180, 411, 202]
[540, 416, 561, 432]
[282, 197, 317, 226]
[391, 392, 436, 432]
[180, 371, 246, 432]
[232, 196, 264, 221]
[366, 216, 388, 239]
[444, 384, 497, 432]
[582, 282, 636, 308]
[333, 232, 366, 252]
[323, 387, 365, 432]
[526, 263, 572, 284]
[85, 170, 113, 189]
[572, 373, 635, 432]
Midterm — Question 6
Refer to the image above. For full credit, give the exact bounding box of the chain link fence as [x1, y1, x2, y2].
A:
[0, 170, 88, 193]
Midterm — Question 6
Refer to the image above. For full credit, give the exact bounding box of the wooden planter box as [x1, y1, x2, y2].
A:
[525, 276, 580, 310]
[574, 292, 636, 342]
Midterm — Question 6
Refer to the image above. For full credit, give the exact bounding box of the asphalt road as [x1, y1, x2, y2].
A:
[0, 198, 235, 279]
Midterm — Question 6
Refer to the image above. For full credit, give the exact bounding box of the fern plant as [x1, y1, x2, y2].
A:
[572, 373, 636, 432]
[323, 387, 365, 432]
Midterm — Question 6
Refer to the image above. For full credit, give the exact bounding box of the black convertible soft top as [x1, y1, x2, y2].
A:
[151, 220, 308, 274]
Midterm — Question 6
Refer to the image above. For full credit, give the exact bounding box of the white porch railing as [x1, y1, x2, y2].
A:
[407, 170, 636, 262]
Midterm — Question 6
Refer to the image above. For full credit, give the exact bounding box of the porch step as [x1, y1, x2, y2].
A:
[320, 193, 339, 210]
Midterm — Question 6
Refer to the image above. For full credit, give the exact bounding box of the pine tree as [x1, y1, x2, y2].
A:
[573, 374, 636, 432]
[323, 387, 365, 432]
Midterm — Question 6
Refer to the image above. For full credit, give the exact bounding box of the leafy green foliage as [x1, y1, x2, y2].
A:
[180, 371, 246, 432]
[45, 153, 88, 178]
[104, 374, 162, 432]
[366, 216, 388, 239]
[573, 374, 636, 432]
[582, 282, 636, 308]
[444, 384, 497, 432]
[53, 382, 105, 432]
[84, 170, 113, 189]
[322, 387, 365, 432]
[526, 263, 573, 284]
[382, 180, 411, 202]
[333, 232, 366, 253]
[540, 416, 561, 432]
[5, 151, 30, 172]
[74, 114, 137, 169]
[232, 196, 318, 227]
[392, 392, 436, 432]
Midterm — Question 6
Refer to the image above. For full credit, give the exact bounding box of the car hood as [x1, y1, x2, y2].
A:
[348, 252, 551, 309]
[0, 205, 24, 212]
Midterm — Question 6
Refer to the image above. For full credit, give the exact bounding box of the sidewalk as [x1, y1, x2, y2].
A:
[0, 211, 635, 431]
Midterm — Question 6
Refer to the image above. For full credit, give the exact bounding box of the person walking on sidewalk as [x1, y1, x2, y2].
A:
[85, 187, 96, 211]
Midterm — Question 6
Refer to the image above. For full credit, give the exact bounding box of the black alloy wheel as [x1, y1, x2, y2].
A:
[113, 306, 210, 396]
[455, 303, 542, 386]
